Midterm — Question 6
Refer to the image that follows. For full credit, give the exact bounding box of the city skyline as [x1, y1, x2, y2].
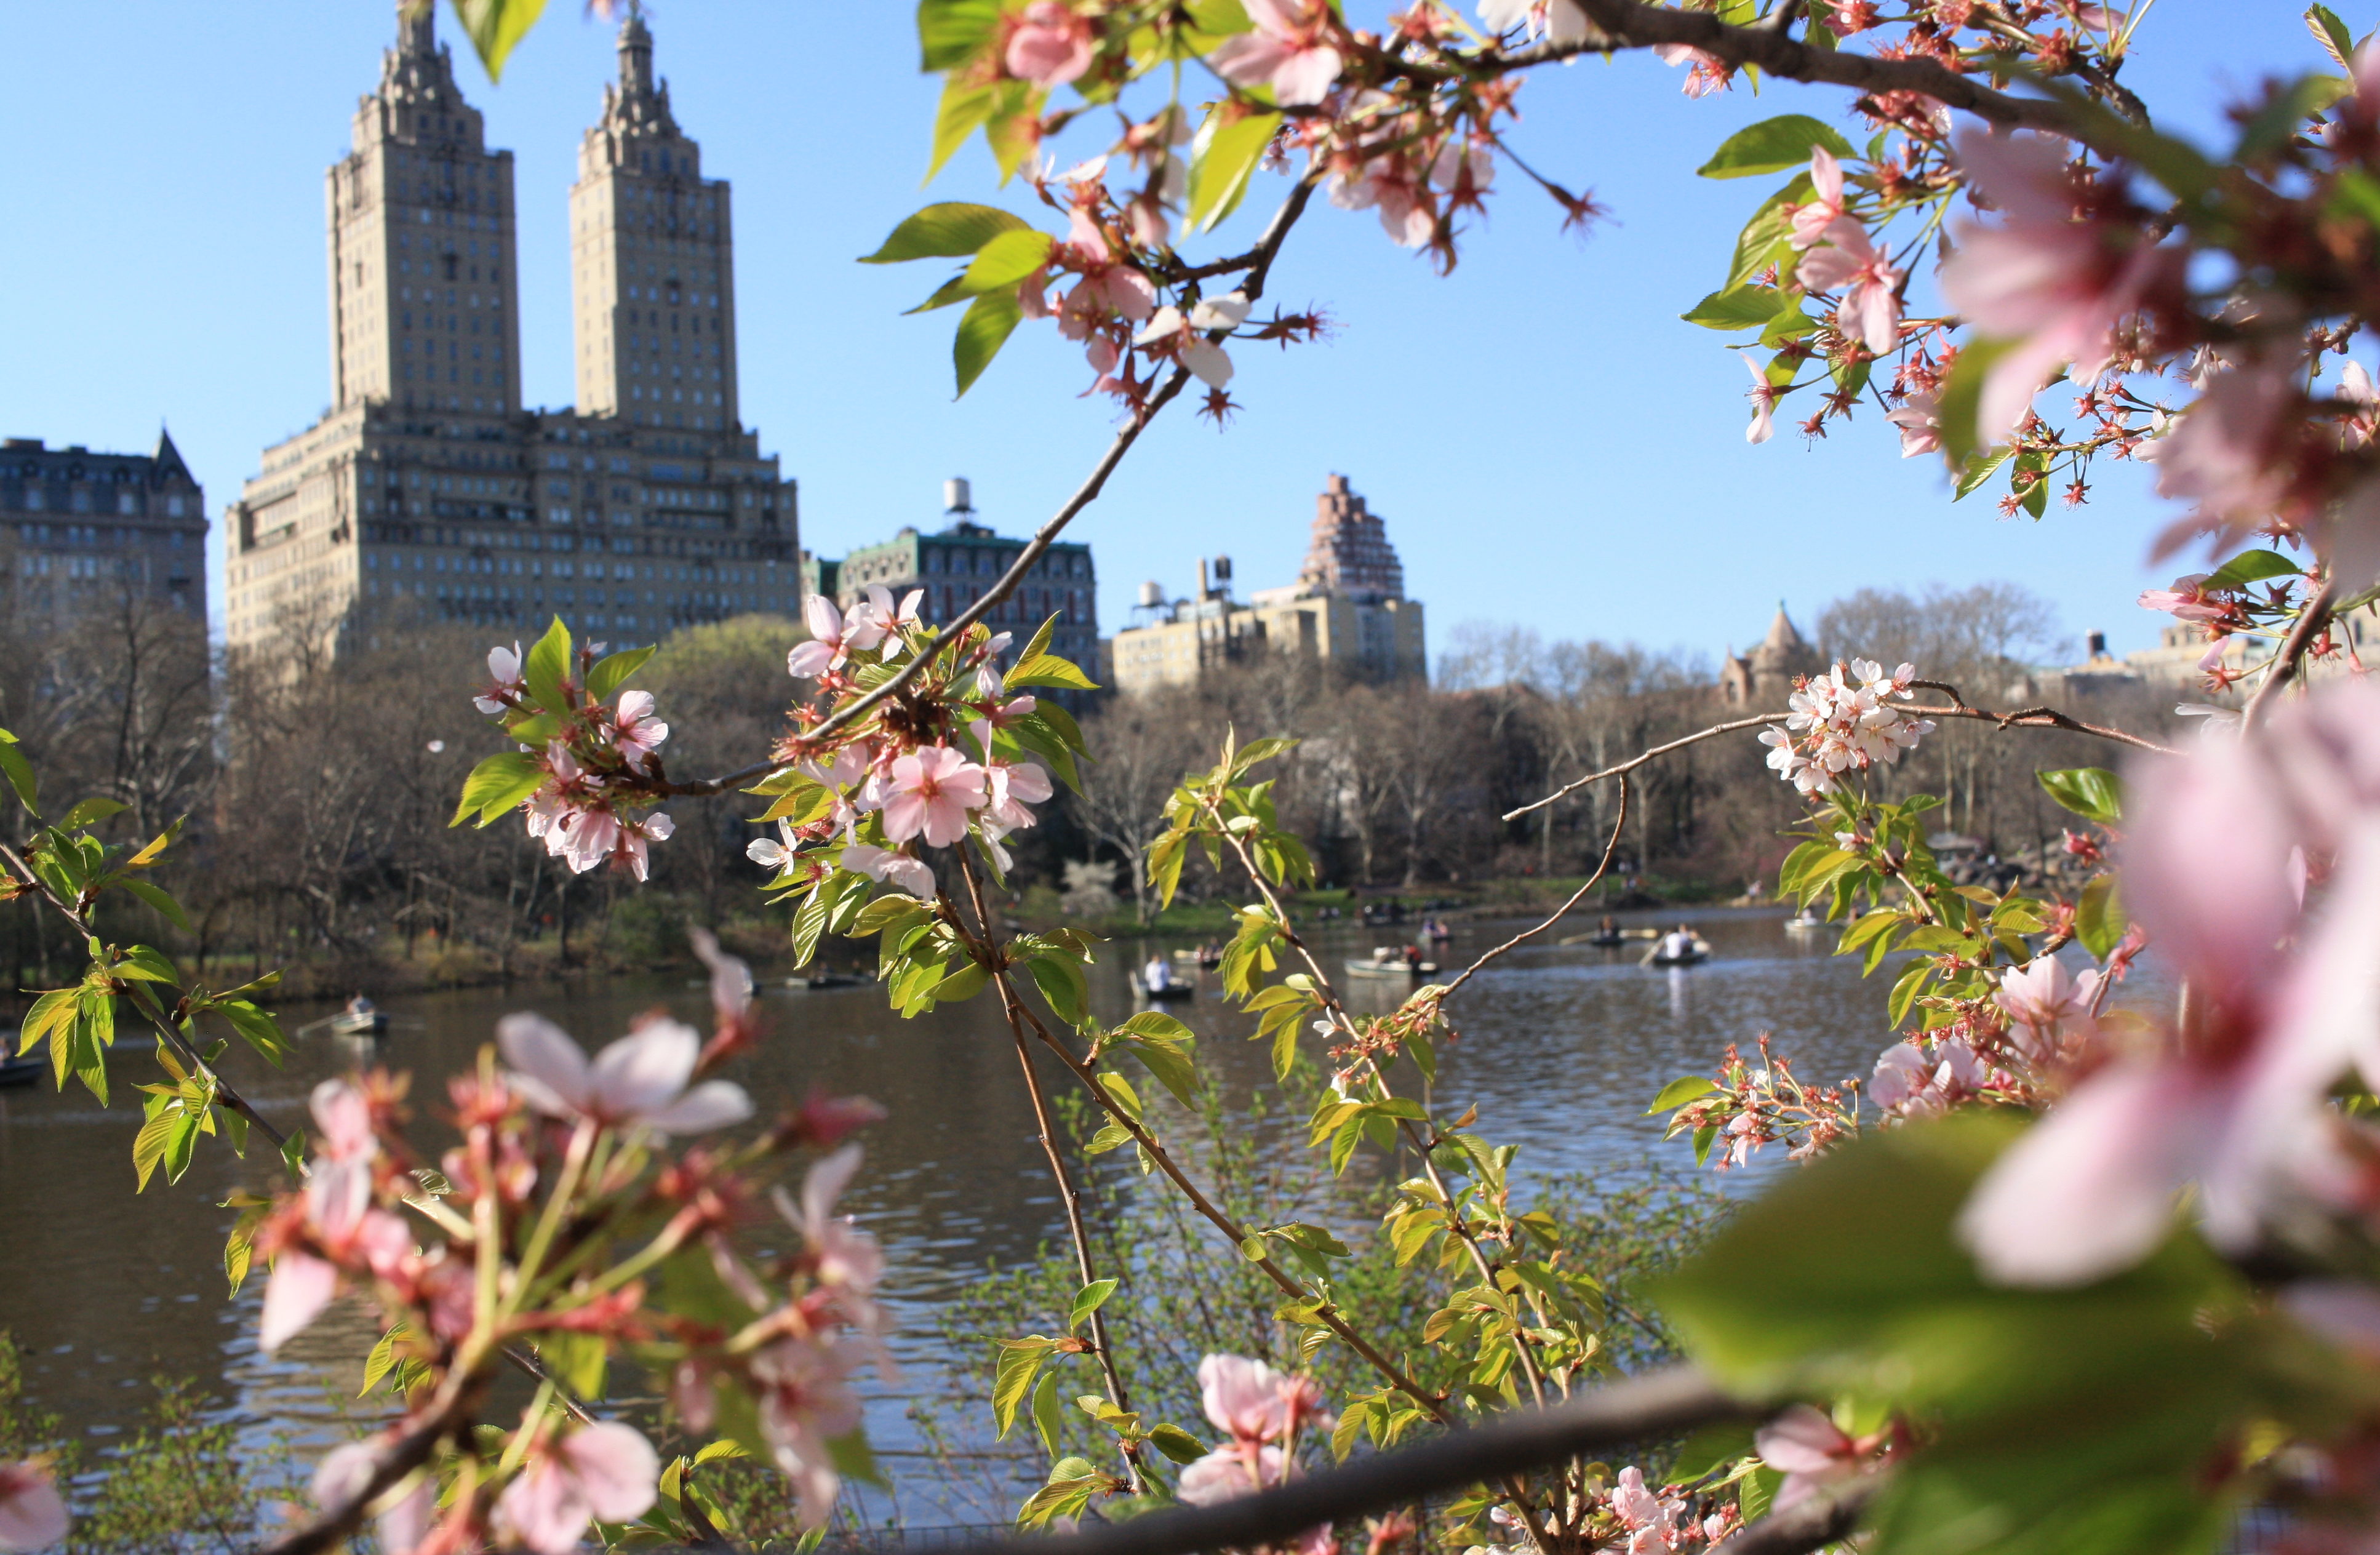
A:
[0, 3, 2323, 664]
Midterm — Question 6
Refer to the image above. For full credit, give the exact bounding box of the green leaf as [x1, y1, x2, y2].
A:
[1016, 1458, 1112, 1530]
[2238, 73, 2352, 161]
[1188, 105, 1283, 231]
[1648, 1075, 1718, 1114]
[1148, 1423, 1209, 1464]
[132, 1111, 174, 1191]
[2037, 768, 2124, 826]
[1030, 1370, 1066, 1458]
[1068, 1278, 1119, 1331]
[1006, 653, 1100, 691]
[862, 201, 1030, 264]
[1935, 335, 2017, 471]
[522, 616, 573, 713]
[992, 1338, 1058, 1439]
[587, 643, 657, 701]
[2309, 4, 2356, 71]
[359, 1322, 414, 1396]
[2077, 874, 2126, 961]
[1027, 953, 1090, 1027]
[57, 796, 127, 830]
[1953, 444, 2016, 502]
[450, 750, 546, 829]
[450, 0, 548, 81]
[1726, 174, 1812, 289]
[2200, 548, 2302, 590]
[1698, 114, 1858, 178]
[115, 877, 191, 932]
[1658, 1114, 2280, 1555]
[0, 729, 36, 815]
[961, 228, 1055, 294]
[1116, 1013, 1199, 1106]
[954, 289, 1024, 398]
[1683, 284, 1787, 332]
[918, 0, 1004, 70]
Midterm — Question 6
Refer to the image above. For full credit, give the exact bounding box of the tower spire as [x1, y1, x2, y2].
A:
[618, 9, 655, 95]
[396, 0, 434, 57]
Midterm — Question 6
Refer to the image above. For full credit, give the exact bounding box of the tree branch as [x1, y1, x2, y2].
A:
[1512, 0, 2118, 145]
[652, 175, 1321, 801]
[1442, 773, 1630, 1002]
[1504, 714, 1787, 823]
[940, 1367, 1747, 1555]
[1712, 1479, 1878, 1555]
[2240, 580, 2336, 733]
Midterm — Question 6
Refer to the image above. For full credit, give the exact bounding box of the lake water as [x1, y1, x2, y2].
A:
[0, 905, 2035, 1524]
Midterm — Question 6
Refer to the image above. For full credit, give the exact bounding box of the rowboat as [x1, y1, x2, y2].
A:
[788, 972, 865, 991]
[1643, 935, 1714, 967]
[329, 1009, 389, 1037]
[1784, 913, 1827, 932]
[1130, 974, 1194, 1002]
[1344, 957, 1439, 980]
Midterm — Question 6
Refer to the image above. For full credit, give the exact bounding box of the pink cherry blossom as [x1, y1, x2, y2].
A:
[1327, 153, 1436, 249]
[1960, 679, 2380, 1284]
[0, 1461, 68, 1554]
[2148, 356, 2299, 534]
[751, 1333, 868, 1526]
[1179, 1441, 1293, 1505]
[311, 1436, 434, 1555]
[610, 810, 674, 883]
[556, 806, 621, 876]
[1004, 1, 1095, 87]
[985, 760, 1053, 829]
[841, 841, 937, 900]
[1741, 351, 1779, 444]
[474, 641, 525, 714]
[880, 746, 988, 849]
[1135, 306, 1235, 388]
[1211, 0, 1344, 108]
[1938, 129, 2181, 442]
[1995, 954, 2102, 1058]
[1789, 148, 1848, 249]
[2137, 574, 2227, 623]
[1198, 1353, 1327, 1443]
[1886, 391, 1941, 458]
[261, 1160, 414, 1353]
[1754, 1404, 1865, 1508]
[611, 690, 668, 774]
[1477, 0, 1591, 44]
[493, 1421, 659, 1555]
[1653, 42, 1731, 96]
[311, 1077, 378, 1164]
[1611, 1465, 1683, 1553]
[497, 1013, 752, 1135]
[1797, 219, 1903, 355]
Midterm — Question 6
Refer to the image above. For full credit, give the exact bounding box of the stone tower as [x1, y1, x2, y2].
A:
[1720, 602, 1824, 705]
[326, 1, 522, 415]
[1298, 474, 1404, 604]
[569, 12, 741, 433]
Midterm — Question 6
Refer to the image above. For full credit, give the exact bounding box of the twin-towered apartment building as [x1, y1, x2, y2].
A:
[222, 6, 799, 654]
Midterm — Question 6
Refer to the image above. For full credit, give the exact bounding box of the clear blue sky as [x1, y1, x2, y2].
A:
[0, 2, 2326, 666]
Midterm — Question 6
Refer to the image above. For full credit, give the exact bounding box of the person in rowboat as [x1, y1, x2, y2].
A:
[1141, 953, 1175, 991]
[1659, 925, 1696, 962]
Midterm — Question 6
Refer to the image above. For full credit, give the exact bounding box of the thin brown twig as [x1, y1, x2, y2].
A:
[952, 849, 1148, 1493]
[1712, 1479, 1879, 1555]
[2241, 579, 2337, 732]
[1503, 715, 1787, 823]
[1504, 688, 2173, 825]
[257, 1367, 493, 1555]
[1442, 774, 1632, 1003]
[647, 175, 1320, 802]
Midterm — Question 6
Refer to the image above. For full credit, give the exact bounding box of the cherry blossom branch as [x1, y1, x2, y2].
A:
[1503, 714, 1788, 823]
[1505, 691, 2173, 826]
[939, 1366, 1746, 1555]
[0, 837, 290, 1155]
[1000, 988, 1455, 1421]
[1712, 1479, 1879, 1555]
[2240, 579, 2337, 733]
[1508, 0, 2130, 144]
[1901, 681, 2178, 754]
[1442, 774, 1631, 1004]
[952, 849, 1149, 1493]
[257, 1366, 494, 1555]
[650, 176, 1320, 801]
